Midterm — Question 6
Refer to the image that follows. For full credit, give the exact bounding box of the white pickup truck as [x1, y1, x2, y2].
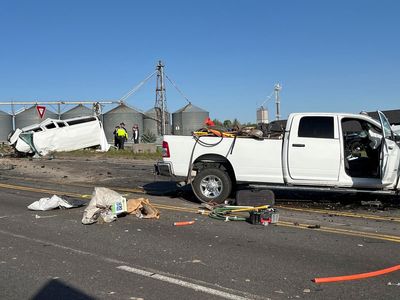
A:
[157, 111, 400, 203]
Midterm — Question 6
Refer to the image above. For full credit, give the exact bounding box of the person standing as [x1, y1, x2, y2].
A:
[116, 123, 128, 149]
[113, 125, 120, 147]
[132, 124, 140, 144]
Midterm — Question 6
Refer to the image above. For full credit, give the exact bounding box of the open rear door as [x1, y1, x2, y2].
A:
[378, 111, 400, 187]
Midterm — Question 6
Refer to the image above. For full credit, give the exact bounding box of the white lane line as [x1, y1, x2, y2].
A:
[0, 229, 265, 300]
[0, 229, 128, 265]
[117, 265, 253, 300]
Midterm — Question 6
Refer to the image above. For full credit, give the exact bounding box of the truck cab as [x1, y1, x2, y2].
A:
[283, 112, 400, 190]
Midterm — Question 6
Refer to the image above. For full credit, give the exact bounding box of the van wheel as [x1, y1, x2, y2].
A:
[192, 168, 232, 203]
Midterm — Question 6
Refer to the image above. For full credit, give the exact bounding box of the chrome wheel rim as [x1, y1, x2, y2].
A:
[200, 175, 223, 198]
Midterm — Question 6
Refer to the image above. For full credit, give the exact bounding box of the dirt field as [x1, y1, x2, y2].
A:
[0, 154, 160, 189]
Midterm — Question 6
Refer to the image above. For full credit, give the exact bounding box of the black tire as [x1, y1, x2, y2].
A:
[192, 167, 232, 203]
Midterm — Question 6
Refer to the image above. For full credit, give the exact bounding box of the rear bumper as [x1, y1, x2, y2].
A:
[155, 161, 173, 177]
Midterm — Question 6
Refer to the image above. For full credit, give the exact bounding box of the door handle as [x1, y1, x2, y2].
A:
[388, 146, 394, 150]
[292, 143, 305, 147]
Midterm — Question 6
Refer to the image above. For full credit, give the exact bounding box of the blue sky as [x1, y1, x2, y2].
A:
[0, 0, 399, 122]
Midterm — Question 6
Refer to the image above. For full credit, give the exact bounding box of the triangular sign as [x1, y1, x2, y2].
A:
[36, 105, 46, 119]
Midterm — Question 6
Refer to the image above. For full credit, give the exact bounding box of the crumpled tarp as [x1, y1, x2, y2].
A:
[28, 195, 85, 211]
[127, 198, 160, 219]
[82, 187, 126, 225]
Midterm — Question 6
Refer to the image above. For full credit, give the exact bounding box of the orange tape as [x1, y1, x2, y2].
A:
[314, 264, 400, 283]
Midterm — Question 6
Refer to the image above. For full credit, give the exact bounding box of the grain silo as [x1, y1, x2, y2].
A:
[61, 104, 93, 120]
[15, 105, 58, 129]
[0, 110, 13, 142]
[257, 106, 269, 124]
[144, 107, 172, 137]
[143, 108, 159, 137]
[172, 103, 209, 136]
[103, 103, 144, 143]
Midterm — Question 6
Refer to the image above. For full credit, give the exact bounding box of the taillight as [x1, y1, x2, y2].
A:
[162, 141, 170, 158]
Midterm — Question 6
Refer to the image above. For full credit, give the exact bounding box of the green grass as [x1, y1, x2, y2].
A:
[1, 142, 162, 160]
[54, 148, 162, 160]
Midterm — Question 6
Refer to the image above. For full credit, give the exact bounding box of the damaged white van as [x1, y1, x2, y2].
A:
[8, 116, 110, 156]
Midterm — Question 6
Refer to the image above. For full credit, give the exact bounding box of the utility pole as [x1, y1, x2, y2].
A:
[274, 83, 282, 121]
[154, 60, 167, 135]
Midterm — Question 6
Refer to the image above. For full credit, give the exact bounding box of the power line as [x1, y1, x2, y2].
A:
[165, 73, 191, 104]
[119, 70, 157, 102]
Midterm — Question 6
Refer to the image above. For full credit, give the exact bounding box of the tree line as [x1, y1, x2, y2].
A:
[212, 118, 256, 129]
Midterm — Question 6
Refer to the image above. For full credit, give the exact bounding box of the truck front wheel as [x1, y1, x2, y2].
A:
[192, 168, 232, 203]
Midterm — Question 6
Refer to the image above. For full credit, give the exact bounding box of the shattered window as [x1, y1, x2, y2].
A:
[67, 117, 96, 126]
[45, 123, 56, 129]
[298, 116, 334, 139]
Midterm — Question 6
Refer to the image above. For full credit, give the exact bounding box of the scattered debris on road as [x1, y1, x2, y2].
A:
[174, 221, 195, 226]
[208, 205, 279, 225]
[28, 195, 85, 211]
[35, 214, 58, 219]
[307, 224, 321, 229]
[127, 197, 160, 219]
[82, 187, 126, 225]
[361, 200, 383, 208]
[82, 188, 160, 224]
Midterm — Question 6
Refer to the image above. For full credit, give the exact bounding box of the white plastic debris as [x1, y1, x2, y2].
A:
[35, 214, 57, 219]
[28, 195, 73, 211]
[81, 187, 126, 225]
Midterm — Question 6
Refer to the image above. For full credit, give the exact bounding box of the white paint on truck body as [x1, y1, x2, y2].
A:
[163, 135, 284, 184]
[163, 111, 400, 193]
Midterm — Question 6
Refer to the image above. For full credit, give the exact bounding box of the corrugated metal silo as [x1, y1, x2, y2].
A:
[61, 104, 93, 120]
[257, 106, 269, 124]
[172, 103, 209, 136]
[103, 103, 144, 143]
[0, 110, 13, 142]
[15, 105, 59, 129]
[144, 107, 172, 137]
[144, 108, 159, 137]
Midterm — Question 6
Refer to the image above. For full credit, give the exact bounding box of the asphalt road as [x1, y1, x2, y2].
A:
[0, 159, 400, 299]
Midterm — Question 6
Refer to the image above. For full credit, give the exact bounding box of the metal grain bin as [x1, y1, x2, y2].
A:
[103, 103, 144, 143]
[143, 108, 159, 137]
[257, 106, 269, 124]
[15, 105, 58, 129]
[172, 103, 209, 135]
[61, 104, 93, 120]
[144, 107, 171, 137]
[0, 110, 13, 142]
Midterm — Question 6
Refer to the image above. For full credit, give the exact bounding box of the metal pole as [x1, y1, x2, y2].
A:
[274, 83, 282, 121]
[11, 101, 15, 131]
[159, 61, 165, 135]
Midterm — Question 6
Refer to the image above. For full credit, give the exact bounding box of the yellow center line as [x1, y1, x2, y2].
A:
[3, 174, 399, 223]
[0, 175, 145, 194]
[277, 221, 400, 243]
[0, 182, 200, 214]
[276, 205, 400, 222]
[2, 182, 400, 243]
[0, 182, 90, 199]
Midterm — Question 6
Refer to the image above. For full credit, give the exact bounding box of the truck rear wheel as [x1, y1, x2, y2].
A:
[192, 167, 232, 203]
